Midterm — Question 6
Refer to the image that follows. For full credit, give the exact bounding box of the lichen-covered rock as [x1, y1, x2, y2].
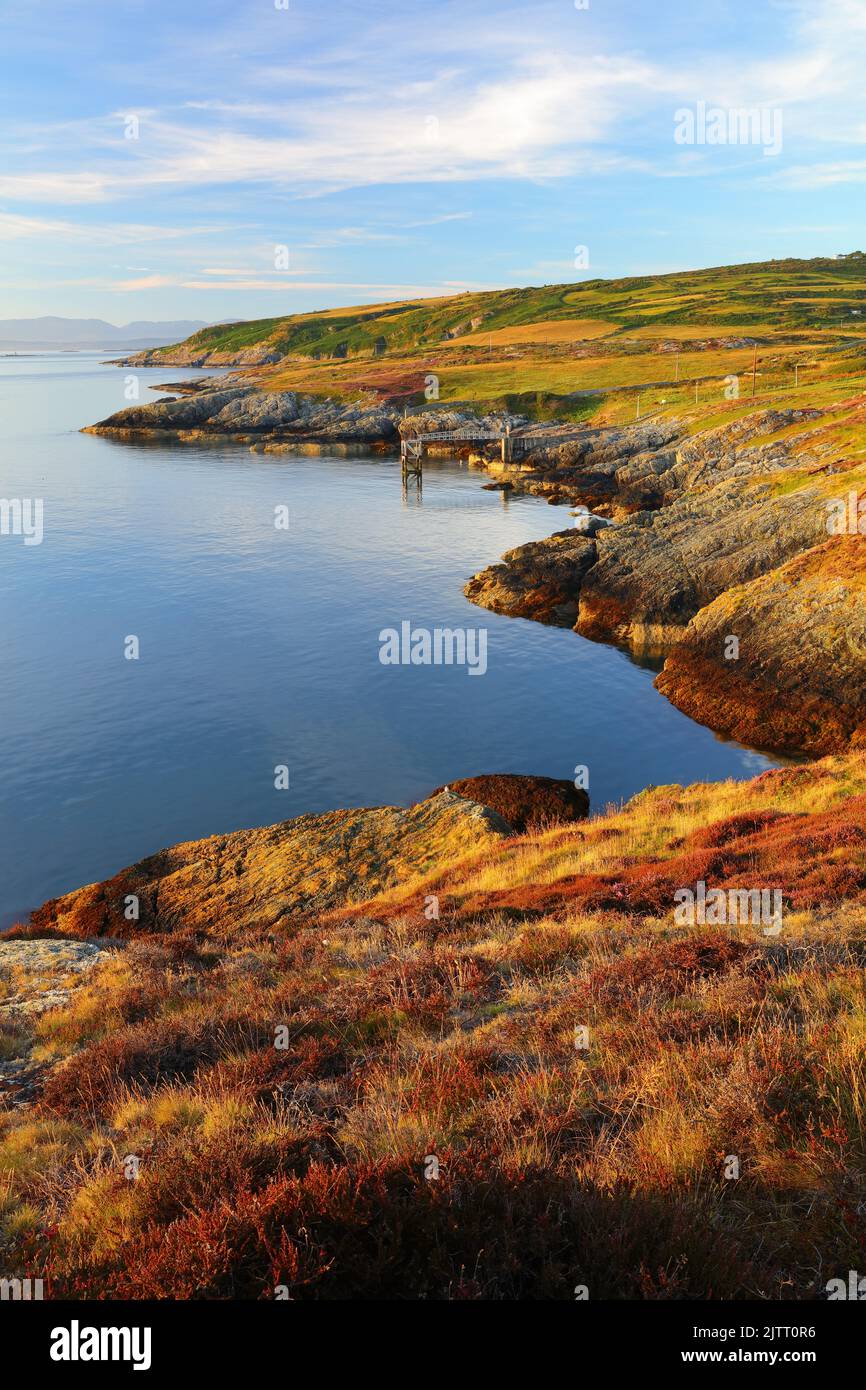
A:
[655, 536, 866, 755]
[464, 530, 597, 625]
[0, 939, 105, 1015]
[84, 386, 402, 442]
[26, 792, 514, 940]
[0, 940, 108, 1108]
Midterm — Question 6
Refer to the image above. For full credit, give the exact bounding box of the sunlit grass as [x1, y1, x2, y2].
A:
[3, 750, 866, 1297]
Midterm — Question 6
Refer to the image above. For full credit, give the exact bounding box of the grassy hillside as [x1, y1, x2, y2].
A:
[178, 254, 866, 363]
[134, 254, 866, 429]
[3, 754, 866, 1297]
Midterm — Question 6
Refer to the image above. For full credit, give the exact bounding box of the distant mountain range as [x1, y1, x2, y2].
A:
[0, 317, 220, 349]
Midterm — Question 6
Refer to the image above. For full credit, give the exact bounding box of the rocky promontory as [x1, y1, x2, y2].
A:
[84, 382, 404, 446]
[465, 398, 866, 755]
[22, 787, 521, 940]
[464, 530, 597, 625]
[118, 345, 284, 369]
[85, 379, 866, 760]
[467, 407, 834, 647]
[20, 775, 591, 941]
[83, 381, 534, 456]
[655, 536, 866, 755]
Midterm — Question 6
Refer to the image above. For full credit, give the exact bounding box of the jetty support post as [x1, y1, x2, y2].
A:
[401, 434, 423, 484]
[501, 423, 514, 464]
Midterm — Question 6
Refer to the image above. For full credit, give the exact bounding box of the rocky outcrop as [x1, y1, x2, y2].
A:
[466, 445, 829, 651]
[475, 405, 839, 644]
[25, 791, 514, 940]
[399, 408, 525, 439]
[575, 468, 829, 650]
[655, 536, 866, 755]
[84, 385, 403, 443]
[481, 419, 685, 510]
[83, 386, 529, 453]
[464, 530, 597, 625]
[427, 774, 589, 831]
[119, 345, 282, 368]
[464, 399, 866, 753]
[483, 408, 821, 513]
[0, 940, 108, 1108]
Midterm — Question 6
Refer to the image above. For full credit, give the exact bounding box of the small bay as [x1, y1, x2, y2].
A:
[0, 353, 777, 926]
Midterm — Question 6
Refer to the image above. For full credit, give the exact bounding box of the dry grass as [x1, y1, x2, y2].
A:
[2, 753, 866, 1297]
[443, 318, 619, 347]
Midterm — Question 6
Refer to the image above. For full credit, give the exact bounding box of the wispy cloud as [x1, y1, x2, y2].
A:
[113, 273, 178, 290]
[2, 0, 864, 317]
[0, 52, 665, 205]
[762, 160, 866, 189]
[0, 212, 244, 243]
[3, 0, 865, 210]
[175, 279, 483, 295]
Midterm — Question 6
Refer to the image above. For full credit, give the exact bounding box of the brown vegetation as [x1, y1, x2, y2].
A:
[2, 754, 866, 1298]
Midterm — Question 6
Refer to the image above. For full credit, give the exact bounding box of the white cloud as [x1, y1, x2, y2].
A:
[0, 211, 244, 244]
[0, 47, 667, 206]
[0, 212, 83, 240]
[763, 160, 866, 189]
[4, 0, 864, 213]
[175, 279, 486, 294]
[0, 171, 110, 203]
[100, 272, 489, 296]
[113, 274, 179, 290]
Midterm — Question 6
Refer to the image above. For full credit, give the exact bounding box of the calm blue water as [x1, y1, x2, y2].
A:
[0, 353, 778, 926]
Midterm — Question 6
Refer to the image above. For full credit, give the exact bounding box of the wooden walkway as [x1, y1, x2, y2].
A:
[400, 425, 583, 478]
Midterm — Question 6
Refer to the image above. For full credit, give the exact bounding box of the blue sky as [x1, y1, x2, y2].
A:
[1, 0, 864, 323]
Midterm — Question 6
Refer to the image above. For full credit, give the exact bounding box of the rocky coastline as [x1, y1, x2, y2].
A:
[21, 775, 587, 940]
[463, 400, 866, 758]
[10, 257, 866, 1302]
[84, 380, 866, 759]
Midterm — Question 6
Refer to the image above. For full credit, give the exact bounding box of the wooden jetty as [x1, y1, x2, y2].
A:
[400, 422, 590, 479]
[400, 423, 518, 480]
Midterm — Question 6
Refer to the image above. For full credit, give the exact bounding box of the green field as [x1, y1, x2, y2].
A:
[150, 253, 866, 428]
[170, 252, 866, 359]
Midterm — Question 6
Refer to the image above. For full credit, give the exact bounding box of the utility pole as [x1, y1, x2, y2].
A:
[675, 353, 680, 382]
[795, 363, 799, 388]
[636, 394, 640, 420]
[694, 381, 699, 405]
[751, 341, 758, 397]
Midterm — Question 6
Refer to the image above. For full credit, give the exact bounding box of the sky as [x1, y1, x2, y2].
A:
[0, 0, 864, 325]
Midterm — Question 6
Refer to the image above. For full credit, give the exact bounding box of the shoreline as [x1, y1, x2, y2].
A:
[7, 364, 866, 1303]
[83, 375, 866, 761]
[4, 364, 792, 932]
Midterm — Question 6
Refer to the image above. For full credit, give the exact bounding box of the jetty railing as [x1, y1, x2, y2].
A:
[400, 424, 585, 476]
